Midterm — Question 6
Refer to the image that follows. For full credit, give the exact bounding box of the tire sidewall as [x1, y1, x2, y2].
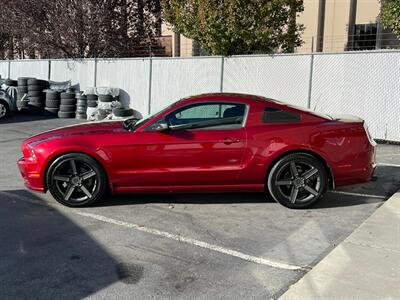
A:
[267, 153, 327, 209]
[46, 153, 107, 207]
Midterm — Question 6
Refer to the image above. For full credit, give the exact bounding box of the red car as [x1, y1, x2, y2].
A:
[18, 93, 376, 208]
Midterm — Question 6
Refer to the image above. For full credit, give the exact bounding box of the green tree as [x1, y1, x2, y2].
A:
[380, 0, 400, 39]
[162, 0, 304, 56]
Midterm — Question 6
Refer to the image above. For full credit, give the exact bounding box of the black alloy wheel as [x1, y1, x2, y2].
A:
[267, 153, 327, 209]
[46, 153, 107, 207]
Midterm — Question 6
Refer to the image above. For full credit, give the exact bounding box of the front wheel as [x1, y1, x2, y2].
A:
[46, 153, 107, 207]
[267, 153, 327, 209]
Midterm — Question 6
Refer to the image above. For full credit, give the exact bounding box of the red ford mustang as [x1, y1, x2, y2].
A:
[17, 93, 376, 208]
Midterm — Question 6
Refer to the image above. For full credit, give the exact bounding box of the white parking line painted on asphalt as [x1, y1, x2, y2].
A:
[329, 190, 386, 199]
[3, 191, 305, 271]
[377, 162, 400, 168]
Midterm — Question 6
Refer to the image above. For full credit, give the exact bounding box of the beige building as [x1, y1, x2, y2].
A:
[160, 0, 397, 56]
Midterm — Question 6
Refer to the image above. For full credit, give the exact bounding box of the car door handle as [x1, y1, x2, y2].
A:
[221, 137, 241, 144]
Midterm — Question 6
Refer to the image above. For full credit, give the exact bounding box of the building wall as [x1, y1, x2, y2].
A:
[163, 0, 382, 56]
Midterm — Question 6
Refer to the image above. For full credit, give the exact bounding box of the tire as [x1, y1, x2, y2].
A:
[76, 114, 87, 120]
[113, 108, 134, 117]
[87, 100, 98, 107]
[76, 107, 87, 114]
[46, 153, 107, 207]
[45, 99, 60, 108]
[77, 100, 87, 106]
[61, 92, 75, 100]
[77, 95, 87, 100]
[44, 107, 59, 116]
[27, 78, 39, 85]
[29, 96, 45, 103]
[17, 93, 27, 100]
[267, 153, 327, 209]
[18, 77, 32, 86]
[5, 79, 17, 86]
[0, 100, 10, 119]
[58, 111, 75, 118]
[60, 99, 76, 105]
[28, 91, 44, 97]
[59, 104, 76, 112]
[28, 85, 42, 91]
[46, 91, 60, 100]
[86, 94, 98, 101]
[17, 86, 28, 93]
[98, 94, 113, 102]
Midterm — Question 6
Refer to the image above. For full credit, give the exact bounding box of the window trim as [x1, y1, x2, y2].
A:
[144, 101, 249, 132]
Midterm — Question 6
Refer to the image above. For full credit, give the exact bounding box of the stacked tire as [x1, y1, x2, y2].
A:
[17, 77, 30, 110]
[97, 94, 115, 119]
[76, 93, 87, 120]
[113, 108, 135, 118]
[58, 92, 76, 118]
[27, 79, 47, 114]
[5, 78, 17, 87]
[44, 91, 61, 117]
[87, 94, 98, 108]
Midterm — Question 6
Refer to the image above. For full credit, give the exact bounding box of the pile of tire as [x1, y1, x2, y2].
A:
[76, 93, 87, 120]
[58, 92, 76, 118]
[16, 77, 30, 110]
[27, 79, 48, 114]
[97, 94, 115, 119]
[5, 78, 17, 87]
[44, 91, 61, 117]
[112, 108, 135, 118]
[87, 94, 98, 108]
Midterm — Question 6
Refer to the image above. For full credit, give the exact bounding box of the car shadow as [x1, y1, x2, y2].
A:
[93, 190, 384, 209]
[0, 189, 122, 299]
[0, 112, 56, 124]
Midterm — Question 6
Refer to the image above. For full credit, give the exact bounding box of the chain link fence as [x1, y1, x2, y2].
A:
[0, 50, 399, 141]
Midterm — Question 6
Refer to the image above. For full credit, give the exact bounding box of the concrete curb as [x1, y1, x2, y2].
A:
[279, 190, 400, 299]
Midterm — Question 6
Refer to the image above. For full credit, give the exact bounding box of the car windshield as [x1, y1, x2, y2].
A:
[123, 101, 179, 131]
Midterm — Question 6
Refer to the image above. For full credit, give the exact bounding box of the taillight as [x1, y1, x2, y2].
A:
[363, 123, 376, 146]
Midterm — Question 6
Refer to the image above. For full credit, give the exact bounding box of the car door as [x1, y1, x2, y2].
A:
[131, 101, 248, 187]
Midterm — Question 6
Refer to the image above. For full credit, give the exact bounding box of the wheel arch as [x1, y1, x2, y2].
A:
[0, 98, 10, 114]
[265, 149, 335, 190]
[43, 150, 111, 192]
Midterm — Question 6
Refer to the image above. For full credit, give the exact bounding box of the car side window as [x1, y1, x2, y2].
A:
[168, 103, 245, 128]
[263, 107, 300, 123]
[146, 102, 246, 131]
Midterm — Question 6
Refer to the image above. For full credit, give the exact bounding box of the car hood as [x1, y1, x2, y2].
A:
[24, 120, 125, 146]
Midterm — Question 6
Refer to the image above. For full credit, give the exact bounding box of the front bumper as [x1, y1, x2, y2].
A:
[17, 157, 45, 192]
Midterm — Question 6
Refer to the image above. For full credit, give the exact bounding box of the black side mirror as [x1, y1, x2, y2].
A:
[154, 122, 169, 132]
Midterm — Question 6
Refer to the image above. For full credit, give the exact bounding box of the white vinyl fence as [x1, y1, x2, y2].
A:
[0, 50, 399, 141]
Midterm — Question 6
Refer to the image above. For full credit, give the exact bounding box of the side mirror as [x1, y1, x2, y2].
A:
[154, 122, 169, 132]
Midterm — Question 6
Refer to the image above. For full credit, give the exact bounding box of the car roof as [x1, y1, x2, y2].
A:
[182, 93, 283, 104]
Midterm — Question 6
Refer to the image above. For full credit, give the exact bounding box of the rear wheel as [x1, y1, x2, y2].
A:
[0, 101, 10, 119]
[46, 153, 107, 207]
[267, 153, 327, 209]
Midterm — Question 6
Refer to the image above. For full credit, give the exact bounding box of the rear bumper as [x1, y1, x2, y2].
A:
[17, 157, 45, 192]
[334, 143, 376, 187]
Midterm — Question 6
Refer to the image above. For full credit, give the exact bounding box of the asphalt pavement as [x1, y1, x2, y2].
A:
[1, 114, 399, 299]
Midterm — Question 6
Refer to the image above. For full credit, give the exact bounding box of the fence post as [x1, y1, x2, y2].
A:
[220, 56, 225, 92]
[148, 57, 153, 115]
[48, 60, 51, 81]
[93, 58, 98, 87]
[307, 53, 315, 109]
[7, 60, 11, 78]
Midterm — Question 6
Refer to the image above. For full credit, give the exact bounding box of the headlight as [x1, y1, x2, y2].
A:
[27, 145, 37, 161]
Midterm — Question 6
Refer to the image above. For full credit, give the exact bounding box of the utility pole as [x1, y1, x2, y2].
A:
[316, 0, 326, 52]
